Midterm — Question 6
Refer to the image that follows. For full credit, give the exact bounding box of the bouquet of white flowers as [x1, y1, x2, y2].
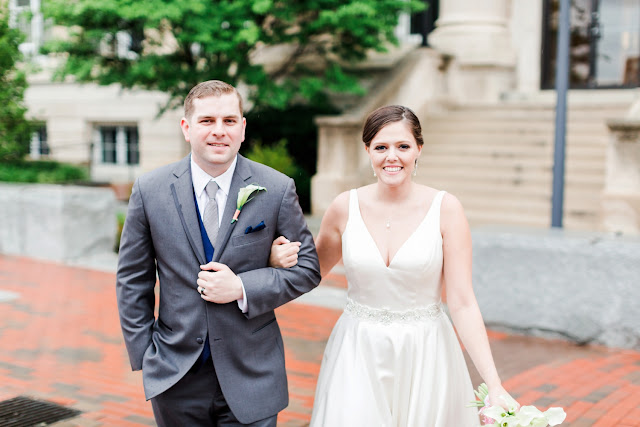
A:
[469, 383, 567, 427]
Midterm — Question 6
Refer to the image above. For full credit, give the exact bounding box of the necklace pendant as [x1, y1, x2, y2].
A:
[386, 220, 391, 229]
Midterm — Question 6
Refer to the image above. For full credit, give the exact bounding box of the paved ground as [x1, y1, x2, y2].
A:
[0, 255, 639, 426]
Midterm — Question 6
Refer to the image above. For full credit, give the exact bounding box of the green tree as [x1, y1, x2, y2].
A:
[42, 0, 424, 112]
[0, 5, 33, 162]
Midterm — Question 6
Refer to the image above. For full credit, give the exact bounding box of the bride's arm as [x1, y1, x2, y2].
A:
[315, 191, 349, 278]
[441, 193, 515, 410]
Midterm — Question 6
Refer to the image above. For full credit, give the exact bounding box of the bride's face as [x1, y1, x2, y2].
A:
[366, 121, 422, 185]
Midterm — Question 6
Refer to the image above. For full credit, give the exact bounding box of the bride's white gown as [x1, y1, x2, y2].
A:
[310, 190, 480, 427]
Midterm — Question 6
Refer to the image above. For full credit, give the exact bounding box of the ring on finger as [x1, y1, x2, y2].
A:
[198, 286, 204, 295]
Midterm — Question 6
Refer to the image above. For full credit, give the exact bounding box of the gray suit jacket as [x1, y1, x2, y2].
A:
[116, 154, 321, 423]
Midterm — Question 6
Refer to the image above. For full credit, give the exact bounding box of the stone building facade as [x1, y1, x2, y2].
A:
[13, 0, 640, 233]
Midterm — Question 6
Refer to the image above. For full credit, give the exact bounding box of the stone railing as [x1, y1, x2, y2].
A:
[472, 228, 640, 350]
[603, 118, 640, 234]
[0, 183, 116, 264]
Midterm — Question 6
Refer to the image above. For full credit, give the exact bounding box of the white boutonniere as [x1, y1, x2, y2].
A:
[232, 184, 267, 223]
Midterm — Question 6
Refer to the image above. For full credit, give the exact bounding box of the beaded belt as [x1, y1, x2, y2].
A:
[344, 298, 443, 325]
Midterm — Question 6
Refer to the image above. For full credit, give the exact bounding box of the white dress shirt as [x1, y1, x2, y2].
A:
[191, 155, 248, 312]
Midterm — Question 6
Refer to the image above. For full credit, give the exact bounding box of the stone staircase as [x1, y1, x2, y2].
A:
[417, 99, 631, 230]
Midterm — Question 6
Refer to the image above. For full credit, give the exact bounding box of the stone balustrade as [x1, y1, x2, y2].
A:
[0, 183, 116, 264]
[472, 228, 640, 350]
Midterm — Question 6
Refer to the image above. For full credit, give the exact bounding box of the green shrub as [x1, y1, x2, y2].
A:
[244, 139, 311, 211]
[115, 211, 126, 253]
[243, 104, 340, 212]
[0, 6, 34, 162]
[0, 160, 88, 183]
[245, 139, 301, 179]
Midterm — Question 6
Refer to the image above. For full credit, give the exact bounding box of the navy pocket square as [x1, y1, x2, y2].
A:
[245, 221, 266, 234]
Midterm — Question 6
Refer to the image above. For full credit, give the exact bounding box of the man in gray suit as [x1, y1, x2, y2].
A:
[116, 80, 321, 426]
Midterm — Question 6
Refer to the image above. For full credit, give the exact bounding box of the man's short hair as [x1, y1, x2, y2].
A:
[184, 80, 244, 120]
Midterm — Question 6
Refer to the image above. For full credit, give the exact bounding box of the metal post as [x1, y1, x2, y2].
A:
[551, 0, 570, 228]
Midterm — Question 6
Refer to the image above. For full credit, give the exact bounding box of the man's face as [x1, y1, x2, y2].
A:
[180, 93, 246, 177]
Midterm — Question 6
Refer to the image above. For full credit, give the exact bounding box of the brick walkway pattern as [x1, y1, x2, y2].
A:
[0, 255, 639, 426]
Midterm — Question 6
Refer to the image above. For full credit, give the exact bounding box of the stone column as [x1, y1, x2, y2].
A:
[427, 0, 516, 102]
[311, 116, 368, 216]
[603, 119, 640, 234]
[511, 0, 543, 94]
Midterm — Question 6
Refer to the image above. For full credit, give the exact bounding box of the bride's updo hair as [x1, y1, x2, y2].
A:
[362, 105, 424, 148]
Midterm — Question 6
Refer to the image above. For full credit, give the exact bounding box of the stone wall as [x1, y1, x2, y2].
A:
[472, 227, 640, 350]
[0, 183, 116, 263]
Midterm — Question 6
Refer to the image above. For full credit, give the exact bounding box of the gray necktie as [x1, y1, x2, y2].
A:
[203, 181, 220, 244]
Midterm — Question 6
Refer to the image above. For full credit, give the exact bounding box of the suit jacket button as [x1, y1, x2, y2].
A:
[196, 338, 203, 344]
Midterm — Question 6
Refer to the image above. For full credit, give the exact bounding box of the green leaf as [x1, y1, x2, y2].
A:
[41, 0, 426, 113]
[0, 5, 34, 161]
[251, 0, 273, 15]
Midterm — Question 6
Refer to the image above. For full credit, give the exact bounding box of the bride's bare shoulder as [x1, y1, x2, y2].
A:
[440, 191, 464, 213]
[439, 191, 469, 233]
[412, 183, 441, 203]
[323, 190, 351, 227]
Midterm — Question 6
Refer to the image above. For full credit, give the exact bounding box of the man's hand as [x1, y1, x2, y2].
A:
[197, 262, 243, 304]
[268, 236, 301, 268]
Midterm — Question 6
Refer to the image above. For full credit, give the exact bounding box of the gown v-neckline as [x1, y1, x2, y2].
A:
[352, 190, 440, 269]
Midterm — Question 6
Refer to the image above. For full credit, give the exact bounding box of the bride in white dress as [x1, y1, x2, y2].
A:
[273, 105, 516, 426]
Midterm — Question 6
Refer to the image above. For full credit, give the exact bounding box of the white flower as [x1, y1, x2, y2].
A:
[482, 406, 509, 420]
[471, 383, 566, 427]
[515, 406, 544, 425]
[499, 394, 520, 413]
[231, 184, 267, 223]
[543, 408, 567, 426]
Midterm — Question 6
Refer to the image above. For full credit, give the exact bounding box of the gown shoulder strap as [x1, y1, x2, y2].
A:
[431, 190, 447, 231]
[348, 189, 360, 223]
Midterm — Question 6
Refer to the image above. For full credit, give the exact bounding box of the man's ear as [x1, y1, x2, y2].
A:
[180, 118, 190, 141]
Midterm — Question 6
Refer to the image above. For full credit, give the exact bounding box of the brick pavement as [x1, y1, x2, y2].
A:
[0, 255, 639, 426]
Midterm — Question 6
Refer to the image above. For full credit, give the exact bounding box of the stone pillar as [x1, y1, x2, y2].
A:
[427, 0, 516, 102]
[511, 0, 543, 94]
[603, 119, 640, 234]
[311, 116, 369, 216]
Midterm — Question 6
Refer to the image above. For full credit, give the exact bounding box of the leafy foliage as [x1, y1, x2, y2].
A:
[242, 103, 338, 211]
[245, 139, 300, 179]
[245, 138, 310, 211]
[42, 0, 424, 112]
[0, 5, 34, 162]
[0, 160, 88, 183]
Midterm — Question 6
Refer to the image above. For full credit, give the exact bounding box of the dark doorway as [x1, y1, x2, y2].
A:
[411, 0, 439, 47]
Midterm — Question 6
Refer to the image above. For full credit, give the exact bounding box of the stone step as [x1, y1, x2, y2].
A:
[422, 149, 603, 164]
[431, 104, 629, 119]
[464, 208, 602, 229]
[423, 131, 608, 146]
[418, 161, 606, 182]
[414, 99, 621, 232]
[464, 209, 549, 227]
[424, 122, 610, 136]
[452, 190, 600, 209]
[425, 186, 602, 214]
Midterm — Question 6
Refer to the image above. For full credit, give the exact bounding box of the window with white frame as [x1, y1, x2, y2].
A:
[95, 125, 139, 165]
[29, 124, 49, 159]
[9, 0, 45, 57]
[99, 31, 141, 60]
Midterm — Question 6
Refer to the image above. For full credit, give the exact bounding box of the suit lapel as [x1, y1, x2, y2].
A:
[213, 155, 252, 262]
[170, 156, 206, 265]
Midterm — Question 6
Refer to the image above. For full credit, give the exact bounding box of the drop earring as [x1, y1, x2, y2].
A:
[371, 162, 376, 177]
[413, 159, 418, 177]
